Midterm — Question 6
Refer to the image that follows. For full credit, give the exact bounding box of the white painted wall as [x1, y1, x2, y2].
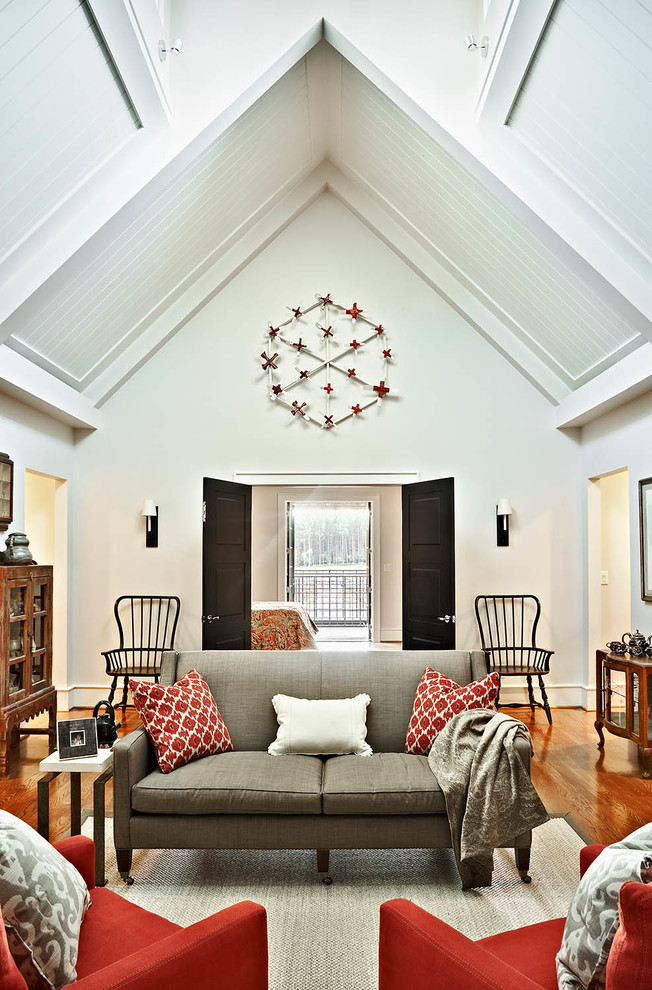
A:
[599, 470, 631, 646]
[69, 192, 582, 706]
[0, 394, 74, 694]
[250, 485, 402, 641]
[581, 393, 652, 686]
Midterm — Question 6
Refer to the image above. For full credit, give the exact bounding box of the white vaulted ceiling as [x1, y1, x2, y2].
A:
[1, 2, 652, 425]
[2, 58, 312, 388]
[509, 0, 652, 261]
[0, 0, 140, 263]
[335, 60, 643, 390]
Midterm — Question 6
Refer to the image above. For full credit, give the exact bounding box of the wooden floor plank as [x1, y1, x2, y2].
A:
[1, 707, 651, 846]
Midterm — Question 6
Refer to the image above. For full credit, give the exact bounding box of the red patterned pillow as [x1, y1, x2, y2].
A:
[405, 669, 500, 755]
[130, 668, 233, 773]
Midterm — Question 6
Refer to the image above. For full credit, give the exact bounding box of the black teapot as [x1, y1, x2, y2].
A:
[93, 700, 121, 748]
[606, 640, 627, 655]
[623, 630, 650, 656]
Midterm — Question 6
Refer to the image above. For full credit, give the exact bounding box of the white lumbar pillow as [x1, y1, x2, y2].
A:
[268, 694, 373, 756]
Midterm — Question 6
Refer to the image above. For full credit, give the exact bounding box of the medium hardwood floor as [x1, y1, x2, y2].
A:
[1, 707, 651, 846]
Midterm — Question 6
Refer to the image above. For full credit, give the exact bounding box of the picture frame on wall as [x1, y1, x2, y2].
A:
[640, 477, 652, 603]
[57, 718, 99, 760]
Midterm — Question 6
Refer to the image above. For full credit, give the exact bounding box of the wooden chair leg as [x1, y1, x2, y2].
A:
[120, 676, 129, 714]
[107, 676, 118, 706]
[538, 674, 552, 725]
[526, 675, 536, 712]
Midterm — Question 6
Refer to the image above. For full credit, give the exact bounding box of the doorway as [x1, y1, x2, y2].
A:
[588, 468, 631, 707]
[24, 469, 68, 691]
[286, 500, 373, 643]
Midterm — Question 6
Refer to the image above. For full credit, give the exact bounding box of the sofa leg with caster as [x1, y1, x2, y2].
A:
[515, 846, 532, 883]
[317, 848, 332, 884]
[116, 848, 134, 884]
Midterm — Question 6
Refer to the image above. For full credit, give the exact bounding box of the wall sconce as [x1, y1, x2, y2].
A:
[141, 499, 158, 548]
[496, 498, 512, 547]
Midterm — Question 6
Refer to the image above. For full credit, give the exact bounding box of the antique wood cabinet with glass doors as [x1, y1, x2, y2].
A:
[0, 565, 56, 776]
[595, 649, 652, 778]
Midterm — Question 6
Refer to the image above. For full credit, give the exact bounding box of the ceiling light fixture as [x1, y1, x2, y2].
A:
[158, 39, 183, 62]
[464, 34, 488, 57]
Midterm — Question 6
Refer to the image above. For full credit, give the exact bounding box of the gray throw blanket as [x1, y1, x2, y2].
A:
[428, 708, 549, 889]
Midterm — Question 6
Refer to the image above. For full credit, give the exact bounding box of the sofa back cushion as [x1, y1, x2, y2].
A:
[161, 649, 487, 753]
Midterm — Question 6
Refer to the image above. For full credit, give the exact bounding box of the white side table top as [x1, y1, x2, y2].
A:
[39, 749, 114, 774]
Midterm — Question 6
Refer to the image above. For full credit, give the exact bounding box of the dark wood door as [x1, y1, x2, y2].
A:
[402, 478, 455, 649]
[202, 478, 252, 649]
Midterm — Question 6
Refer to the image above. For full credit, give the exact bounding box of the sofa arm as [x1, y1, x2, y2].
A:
[379, 899, 545, 990]
[513, 732, 531, 774]
[580, 844, 605, 877]
[113, 726, 155, 849]
[54, 835, 95, 889]
[74, 901, 267, 990]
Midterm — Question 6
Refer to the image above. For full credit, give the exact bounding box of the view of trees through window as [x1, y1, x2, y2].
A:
[293, 503, 369, 568]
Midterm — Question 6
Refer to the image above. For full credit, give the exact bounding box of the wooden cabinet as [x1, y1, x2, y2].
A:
[0, 565, 56, 776]
[595, 649, 652, 778]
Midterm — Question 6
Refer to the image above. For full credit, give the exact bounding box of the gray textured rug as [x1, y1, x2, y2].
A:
[84, 816, 584, 990]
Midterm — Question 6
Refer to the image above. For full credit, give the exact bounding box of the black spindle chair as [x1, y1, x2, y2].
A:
[474, 595, 553, 725]
[102, 596, 180, 713]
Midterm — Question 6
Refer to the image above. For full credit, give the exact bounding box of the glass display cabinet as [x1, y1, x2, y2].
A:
[0, 565, 56, 775]
[595, 649, 652, 777]
[0, 453, 13, 532]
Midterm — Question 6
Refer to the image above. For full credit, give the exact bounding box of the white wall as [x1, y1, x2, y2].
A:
[0, 394, 74, 694]
[581, 392, 652, 677]
[250, 485, 402, 641]
[69, 192, 582, 705]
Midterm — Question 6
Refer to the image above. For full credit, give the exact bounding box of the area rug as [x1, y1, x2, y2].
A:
[83, 816, 586, 990]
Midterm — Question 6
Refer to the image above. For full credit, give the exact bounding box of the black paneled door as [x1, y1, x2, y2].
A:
[202, 478, 252, 649]
[402, 478, 455, 649]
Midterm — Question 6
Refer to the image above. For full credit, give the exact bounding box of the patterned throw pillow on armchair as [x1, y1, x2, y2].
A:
[556, 822, 652, 989]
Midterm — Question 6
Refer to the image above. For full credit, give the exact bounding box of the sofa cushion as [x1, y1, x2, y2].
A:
[132, 751, 324, 815]
[322, 753, 446, 814]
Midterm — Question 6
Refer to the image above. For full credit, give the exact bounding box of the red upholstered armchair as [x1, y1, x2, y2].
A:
[379, 844, 651, 990]
[0, 835, 267, 990]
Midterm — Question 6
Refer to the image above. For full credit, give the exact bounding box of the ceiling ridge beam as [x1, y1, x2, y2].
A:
[322, 18, 652, 333]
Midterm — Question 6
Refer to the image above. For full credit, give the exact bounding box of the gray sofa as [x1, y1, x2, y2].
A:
[113, 649, 533, 882]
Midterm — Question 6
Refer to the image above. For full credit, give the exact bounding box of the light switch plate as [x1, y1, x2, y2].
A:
[601, 571, 609, 585]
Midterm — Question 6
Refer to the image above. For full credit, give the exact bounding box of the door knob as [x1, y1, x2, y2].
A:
[437, 615, 456, 623]
[201, 615, 220, 623]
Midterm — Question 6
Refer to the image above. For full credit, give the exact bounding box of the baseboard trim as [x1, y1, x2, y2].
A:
[380, 629, 402, 642]
[56, 679, 598, 712]
[498, 683, 590, 709]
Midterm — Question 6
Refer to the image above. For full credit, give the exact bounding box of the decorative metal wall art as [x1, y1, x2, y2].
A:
[259, 294, 396, 430]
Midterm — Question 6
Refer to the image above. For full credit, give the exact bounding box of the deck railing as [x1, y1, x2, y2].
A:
[293, 568, 369, 626]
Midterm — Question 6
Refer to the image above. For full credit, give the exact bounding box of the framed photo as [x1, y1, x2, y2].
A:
[640, 477, 652, 603]
[57, 718, 98, 760]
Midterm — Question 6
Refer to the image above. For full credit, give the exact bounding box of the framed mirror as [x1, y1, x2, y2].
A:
[640, 477, 652, 602]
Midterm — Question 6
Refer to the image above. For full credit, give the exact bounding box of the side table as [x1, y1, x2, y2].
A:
[38, 749, 114, 886]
